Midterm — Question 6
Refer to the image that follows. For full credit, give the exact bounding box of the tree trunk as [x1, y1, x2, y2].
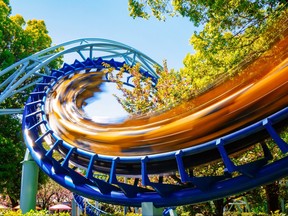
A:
[9, 195, 18, 208]
[213, 199, 224, 216]
[265, 181, 279, 214]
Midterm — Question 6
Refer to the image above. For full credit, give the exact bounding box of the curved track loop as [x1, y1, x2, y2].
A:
[73, 194, 109, 216]
[1, 31, 288, 207]
[0, 38, 159, 115]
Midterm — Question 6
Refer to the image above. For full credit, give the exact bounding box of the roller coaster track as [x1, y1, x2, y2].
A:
[1, 28, 288, 208]
[73, 194, 109, 216]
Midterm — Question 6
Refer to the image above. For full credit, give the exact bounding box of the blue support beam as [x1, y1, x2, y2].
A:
[19, 56, 288, 207]
[0, 36, 287, 209]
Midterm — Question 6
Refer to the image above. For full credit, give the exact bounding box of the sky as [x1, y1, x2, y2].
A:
[9, 0, 198, 70]
[9, 0, 199, 120]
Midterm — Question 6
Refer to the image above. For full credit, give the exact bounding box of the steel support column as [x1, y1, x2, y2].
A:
[20, 149, 39, 214]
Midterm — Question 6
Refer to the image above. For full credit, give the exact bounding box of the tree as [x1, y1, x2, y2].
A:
[0, 115, 24, 207]
[125, 1, 288, 214]
[0, 0, 17, 69]
[104, 60, 192, 115]
[0, 1, 53, 69]
[126, 1, 288, 114]
[36, 179, 73, 210]
[129, 0, 288, 76]
[128, 0, 287, 25]
[0, 0, 61, 207]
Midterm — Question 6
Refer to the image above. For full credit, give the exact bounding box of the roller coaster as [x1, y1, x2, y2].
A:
[1, 22, 288, 214]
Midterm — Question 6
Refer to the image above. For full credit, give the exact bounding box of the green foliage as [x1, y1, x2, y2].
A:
[128, 0, 288, 91]
[125, 213, 141, 216]
[128, 0, 173, 20]
[184, 7, 288, 79]
[223, 213, 266, 216]
[222, 211, 286, 216]
[0, 0, 59, 207]
[0, 115, 50, 207]
[0, 115, 25, 206]
[1, 209, 70, 216]
[128, 0, 287, 26]
[153, 60, 194, 110]
[120, 4, 288, 118]
[105, 61, 194, 115]
[125, 2, 288, 216]
[0, 0, 63, 109]
[176, 202, 215, 216]
[104, 62, 156, 114]
[36, 178, 72, 210]
[0, 0, 16, 68]
[0, 1, 51, 69]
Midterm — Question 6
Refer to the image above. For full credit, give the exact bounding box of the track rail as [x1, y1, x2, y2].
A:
[1, 37, 288, 207]
[22, 56, 288, 207]
[0, 38, 159, 115]
[73, 194, 109, 216]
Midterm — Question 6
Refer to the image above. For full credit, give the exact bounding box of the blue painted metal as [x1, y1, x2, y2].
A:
[73, 194, 109, 216]
[20, 56, 288, 207]
[0, 38, 160, 115]
[1, 37, 288, 208]
[263, 118, 288, 153]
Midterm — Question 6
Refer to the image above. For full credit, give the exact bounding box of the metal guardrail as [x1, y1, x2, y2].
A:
[21, 56, 288, 207]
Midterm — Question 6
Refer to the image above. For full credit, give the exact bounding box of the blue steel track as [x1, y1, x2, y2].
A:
[1, 37, 288, 208]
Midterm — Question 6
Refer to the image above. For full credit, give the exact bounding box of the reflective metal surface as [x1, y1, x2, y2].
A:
[44, 35, 288, 157]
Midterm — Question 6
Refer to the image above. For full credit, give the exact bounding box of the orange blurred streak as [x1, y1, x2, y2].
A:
[45, 30, 288, 156]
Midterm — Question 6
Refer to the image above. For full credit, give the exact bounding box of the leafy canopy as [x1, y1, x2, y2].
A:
[125, 1, 288, 114]
[0, 0, 60, 206]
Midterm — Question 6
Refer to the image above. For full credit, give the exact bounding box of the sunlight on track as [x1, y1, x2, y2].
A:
[44, 34, 288, 157]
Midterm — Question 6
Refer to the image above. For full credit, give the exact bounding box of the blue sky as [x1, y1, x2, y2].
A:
[9, 0, 199, 119]
[9, 0, 198, 70]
